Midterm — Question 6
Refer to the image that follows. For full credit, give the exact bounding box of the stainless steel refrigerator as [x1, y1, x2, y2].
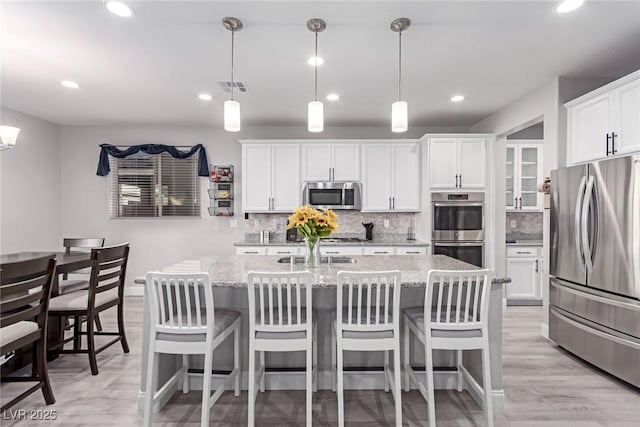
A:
[550, 154, 640, 388]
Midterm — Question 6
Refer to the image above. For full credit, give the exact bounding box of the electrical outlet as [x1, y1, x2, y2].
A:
[229, 219, 238, 228]
[384, 219, 390, 228]
[510, 220, 517, 229]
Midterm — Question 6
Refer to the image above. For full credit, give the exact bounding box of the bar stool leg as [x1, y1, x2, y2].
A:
[200, 346, 213, 427]
[182, 355, 189, 393]
[331, 322, 337, 392]
[337, 338, 345, 427]
[482, 342, 494, 427]
[248, 341, 256, 427]
[259, 351, 266, 393]
[234, 323, 241, 397]
[306, 338, 313, 427]
[403, 318, 410, 392]
[393, 344, 403, 427]
[457, 349, 463, 392]
[384, 350, 390, 392]
[424, 340, 436, 427]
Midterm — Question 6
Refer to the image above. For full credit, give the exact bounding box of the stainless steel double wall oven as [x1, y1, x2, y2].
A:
[432, 192, 485, 267]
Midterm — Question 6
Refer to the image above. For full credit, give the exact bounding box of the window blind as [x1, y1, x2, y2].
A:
[108, 152, 200, 218]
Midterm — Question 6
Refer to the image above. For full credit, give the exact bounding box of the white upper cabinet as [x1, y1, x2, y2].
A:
[271, 144, 301, 211]
[506, 143, 544, 211]
[566, 70, 640, 165]
[458, 138, 486, 188]
[362, 143, 420, 212]
[242, 144, 272, 212]
[428, 137, 486, 189]
[242, 143, 301, 213]
[301, 143, 360, 181]
[615, 78, 640, 155]
[391, 143, 421, 211]
[362, 144, 393, 211]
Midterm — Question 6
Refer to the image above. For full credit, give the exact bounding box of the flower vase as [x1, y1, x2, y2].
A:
[304, 238, 321, 268]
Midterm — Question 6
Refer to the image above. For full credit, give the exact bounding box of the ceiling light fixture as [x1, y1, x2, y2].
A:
[61, 80, 80, 89]
[307, 56, 324, 66]
[223, 17, 243, 132]
[390, 18, 410, 133]
[0, 126, 20, 150]
[198, 93, 213, 101]
[326, 93, 340, 101]
[451, 95, 465, 102]
[105, 1, 134, 18]
[307, 18, 326, 133]
[556, 0, 585, 14]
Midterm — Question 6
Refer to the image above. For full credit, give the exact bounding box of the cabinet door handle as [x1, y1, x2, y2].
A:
[389, 197, 392, 210]
[244, 251, 259, 254]
[405, 251, 421, 254]
[325, 251, 339, 254]
[276, 251, 290, 254]
[517, 251, 533, 254]
[374, 251, 389, 254]
[459, 174, 462, 188]
[455, 174, 459, 187]
[611, 132, 618, 154]
[606, 133, 612, 155]
[535, 259, 539, 272]
[392, 197, 395, 210]
[332, 167, 335, 181]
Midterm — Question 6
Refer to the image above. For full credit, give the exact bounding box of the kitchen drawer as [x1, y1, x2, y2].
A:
[266, 246, 303, 256]
[395, 247, 427, 255]
[506, 246, 540, 257]
[362, 247, 395, 255]
[320, 247, 363, 256]
[235, 247, 267, 256]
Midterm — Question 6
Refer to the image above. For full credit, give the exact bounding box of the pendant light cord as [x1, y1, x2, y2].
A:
[230, 29, 235, 100]
[314, 32, 318, 101]
[397, 31, 402, 102]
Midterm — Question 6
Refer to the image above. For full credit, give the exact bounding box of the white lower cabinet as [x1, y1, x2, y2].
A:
[266, 246, 303, 256]
[395, 247, 428, 255]
[236, 247, 267, 256]
[320, 247, 363, 256]
[362, 247, 394, 255]
[506, 246, 542, 301]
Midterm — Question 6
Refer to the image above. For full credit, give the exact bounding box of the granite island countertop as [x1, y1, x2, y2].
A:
[136, 254, 509, 287]
[506, 240, 543, 247]
[234, 234, 429, 247]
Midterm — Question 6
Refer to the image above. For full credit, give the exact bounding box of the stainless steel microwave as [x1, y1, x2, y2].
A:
[303, 182, 362, 210]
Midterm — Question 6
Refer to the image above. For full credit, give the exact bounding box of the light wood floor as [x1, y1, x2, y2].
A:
[2, 297, 638, 426]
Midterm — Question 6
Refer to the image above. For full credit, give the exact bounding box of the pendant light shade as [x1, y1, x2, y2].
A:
[307, 19, 326, 133]
[223, 17, 243, 132]
[390, 18, 410, 133]
[308, 101, 324, 132]
[224, 100, 241, 132]
[391, 101, 408, 133]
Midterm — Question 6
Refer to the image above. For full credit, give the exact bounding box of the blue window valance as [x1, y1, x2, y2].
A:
[96, 143, 209, 177]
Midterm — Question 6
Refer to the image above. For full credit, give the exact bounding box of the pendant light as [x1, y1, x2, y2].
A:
[223, 17, 243, 132]
[390, 18, 410, 133]
[307, 18, 326, 133]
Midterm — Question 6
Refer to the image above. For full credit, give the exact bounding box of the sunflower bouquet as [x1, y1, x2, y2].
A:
[287, 205, 338, 241]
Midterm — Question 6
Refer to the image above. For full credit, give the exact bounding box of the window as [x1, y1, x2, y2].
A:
[108, 152, 200, 218]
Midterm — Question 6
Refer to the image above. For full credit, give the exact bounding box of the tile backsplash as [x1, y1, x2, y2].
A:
[506, 212, 543, 240]
[246, 211, 416, 239]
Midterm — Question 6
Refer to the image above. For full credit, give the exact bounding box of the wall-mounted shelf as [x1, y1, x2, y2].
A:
[208, 165, 234, 216]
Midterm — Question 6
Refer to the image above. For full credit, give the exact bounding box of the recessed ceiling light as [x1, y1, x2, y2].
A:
[105, 1, 134, 18]
[556, 0, 584, 14]
[61, 80, 80, 89]
[307, 56, 324, 66]
[198, 93, 213, 101]
[451, 95, 465, 102]
[326, 93, 340, 101]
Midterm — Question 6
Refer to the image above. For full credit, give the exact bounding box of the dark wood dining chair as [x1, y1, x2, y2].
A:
[48, 243, 130, 375]
[1, 255, 56, 411]
[60, 237, 106, 331]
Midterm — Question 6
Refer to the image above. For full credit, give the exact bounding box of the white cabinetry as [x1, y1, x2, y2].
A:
[362, 143, 420, 212]
[242, 143, 301, 213]
[506, 143, 543, 211]
[301, 143, 360, 181]
[506, 246, 542, 302]
[428, 137, 486, 189]
[566, 70, 640, 165]
[236, 245, 429, 256]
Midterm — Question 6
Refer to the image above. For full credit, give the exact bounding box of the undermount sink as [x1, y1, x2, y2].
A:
[276, 256, 358, 264]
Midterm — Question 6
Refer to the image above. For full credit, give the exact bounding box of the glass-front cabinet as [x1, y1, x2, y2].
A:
[506, 143, 543, 211]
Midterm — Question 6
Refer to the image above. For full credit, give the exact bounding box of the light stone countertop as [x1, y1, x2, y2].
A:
[234, 234, 429, 247]
[136, 254, 510, 287]
[506, 240, 543, 247]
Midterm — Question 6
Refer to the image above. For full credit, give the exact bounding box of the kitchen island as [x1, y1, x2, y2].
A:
[136, 254, 508, 413]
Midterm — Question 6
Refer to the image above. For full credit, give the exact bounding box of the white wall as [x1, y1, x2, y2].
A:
[58, 124, 467, 293]
[0, 108, 61, 253]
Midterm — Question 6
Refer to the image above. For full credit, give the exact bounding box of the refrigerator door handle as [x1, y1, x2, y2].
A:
[581, 175, 595, 272]
[574, 176, 587, 267]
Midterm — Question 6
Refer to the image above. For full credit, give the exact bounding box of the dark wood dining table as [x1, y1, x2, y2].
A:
[0, 251, 93, 366]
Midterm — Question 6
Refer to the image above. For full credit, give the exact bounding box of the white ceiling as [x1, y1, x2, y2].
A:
[1, 1, 639, 128]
